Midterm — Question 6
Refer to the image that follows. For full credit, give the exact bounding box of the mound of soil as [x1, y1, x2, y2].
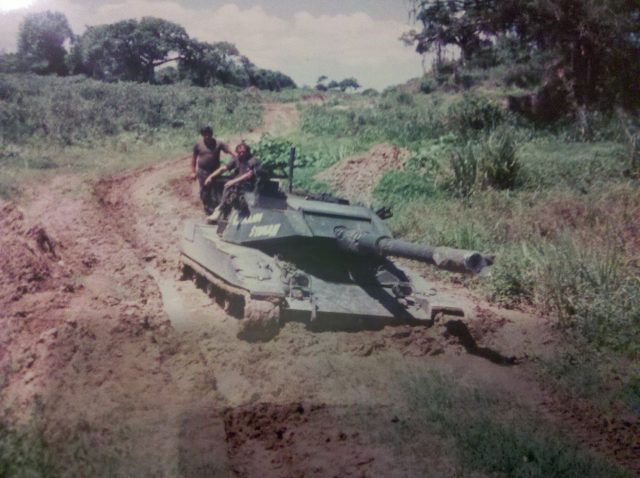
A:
[316, 144, 409, 204]
[0, 202, 67, 304]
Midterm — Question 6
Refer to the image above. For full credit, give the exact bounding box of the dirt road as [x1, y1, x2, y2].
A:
[0, 103, 637, 476]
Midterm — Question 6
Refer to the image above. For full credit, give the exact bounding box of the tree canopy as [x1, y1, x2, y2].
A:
[5, 11, 295, 91]
[315, 76, 360, 92]
[70, 17, 189, 82]
[17, 11, 74, 75]
[405, 0, 640, 108]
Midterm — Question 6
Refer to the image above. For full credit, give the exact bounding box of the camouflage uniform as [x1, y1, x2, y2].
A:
[218, 155, 261, 219]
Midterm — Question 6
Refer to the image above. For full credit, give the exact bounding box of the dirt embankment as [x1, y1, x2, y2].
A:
[0, 103, 638, 476]
[316, 144, 409, 204]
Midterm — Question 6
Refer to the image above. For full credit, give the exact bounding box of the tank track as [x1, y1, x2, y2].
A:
[179, 256, 282, 341]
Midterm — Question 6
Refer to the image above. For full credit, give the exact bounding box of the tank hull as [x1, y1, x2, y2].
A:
[180, 220, 466, 328]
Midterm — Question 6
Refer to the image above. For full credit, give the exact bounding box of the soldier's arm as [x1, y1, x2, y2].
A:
[191, 145, 198, 178]
[221, 142, 237, 159]
[223, 170, 253, 189]
[204, 164, 229, 185]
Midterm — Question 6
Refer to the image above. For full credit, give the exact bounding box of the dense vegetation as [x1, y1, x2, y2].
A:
[405, 0, 640, 111]
[0, 73, 263, 196]
[1, 11, 295, 91]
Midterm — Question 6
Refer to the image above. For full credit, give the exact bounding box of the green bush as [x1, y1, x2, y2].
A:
[479, 128, 521, 190]
[388, 199, 493, 252]
[0, 423, 56, 478]
[447, 128, 522, 197]
[300, 94, 447, 145]
[420, 77, 436, 94]
[250, 134, 297, 177]
[449, 144, 479, 199]
[504, 64, 543, 88]
[519, 140, 627, 191]
[446, 94, 504, 137]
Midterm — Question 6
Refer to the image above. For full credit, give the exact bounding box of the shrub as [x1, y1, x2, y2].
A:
[300, 94, 447, 145]
[447, 128, 522, 197]
[420, 77, 437, 94]
[504, 64, 544, 88]
[446, 94, 504, 137]
[0, 74, 263, 145]
[518, 140, 627, 191]
[250, 134, 298, 177]
[479, 128, 521, 190]
[449, 144, 479, 199]
[0, 422, 56, 477]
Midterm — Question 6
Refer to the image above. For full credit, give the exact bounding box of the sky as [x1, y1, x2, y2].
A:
[0, 0, 427, 90]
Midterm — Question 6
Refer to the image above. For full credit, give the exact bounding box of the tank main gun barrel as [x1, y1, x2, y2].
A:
[334, 227, 492, 274]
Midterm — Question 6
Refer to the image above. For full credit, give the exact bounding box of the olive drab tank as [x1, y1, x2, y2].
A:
[179, 149, 493, 340]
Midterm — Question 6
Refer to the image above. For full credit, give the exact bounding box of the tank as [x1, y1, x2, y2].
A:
[179, 163, 493, 340]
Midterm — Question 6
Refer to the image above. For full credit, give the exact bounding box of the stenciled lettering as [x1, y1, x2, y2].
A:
[248, 224, 281, 238]
[230, 212, 264, 226]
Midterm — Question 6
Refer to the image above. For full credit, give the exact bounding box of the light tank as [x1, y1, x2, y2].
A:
[179, 152, 493, 340]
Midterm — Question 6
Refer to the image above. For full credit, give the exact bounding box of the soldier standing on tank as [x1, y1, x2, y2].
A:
[191, 126, 236, 215]
[204, 143, 261, 223]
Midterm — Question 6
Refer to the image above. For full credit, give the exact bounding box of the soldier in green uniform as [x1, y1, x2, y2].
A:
[204, 143, 261, 223]
[191, 126, 236, 214]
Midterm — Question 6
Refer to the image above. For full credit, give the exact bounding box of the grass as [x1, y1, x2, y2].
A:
[394, 371, 630, 478]
[0, 423, 56, 478]
[0, 73, 264, 199]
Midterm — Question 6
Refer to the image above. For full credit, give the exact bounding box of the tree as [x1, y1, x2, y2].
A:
[178, 40, 246, 86]
[73, 17, 189, 82]
[403, 1, 487, 67]
[65, 16, 295, 90]
[179, 41, 295, 90]
[338, 77, 360, 91]
[405, 0, 640, 108]
[17, 11, 73, 75]
[0, 53, 20, 74]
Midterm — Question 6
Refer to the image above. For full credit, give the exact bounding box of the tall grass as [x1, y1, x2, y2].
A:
[0, 73, 264, 198]
[0, 74, 263, 146]
[299, 91, 452, 145]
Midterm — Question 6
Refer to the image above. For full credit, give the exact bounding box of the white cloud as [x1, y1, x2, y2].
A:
[0, 1, 424, 89]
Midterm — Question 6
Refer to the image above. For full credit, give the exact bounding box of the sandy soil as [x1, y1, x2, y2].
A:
[316, 144, 409, 205]
[0, 103, 638, 477]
